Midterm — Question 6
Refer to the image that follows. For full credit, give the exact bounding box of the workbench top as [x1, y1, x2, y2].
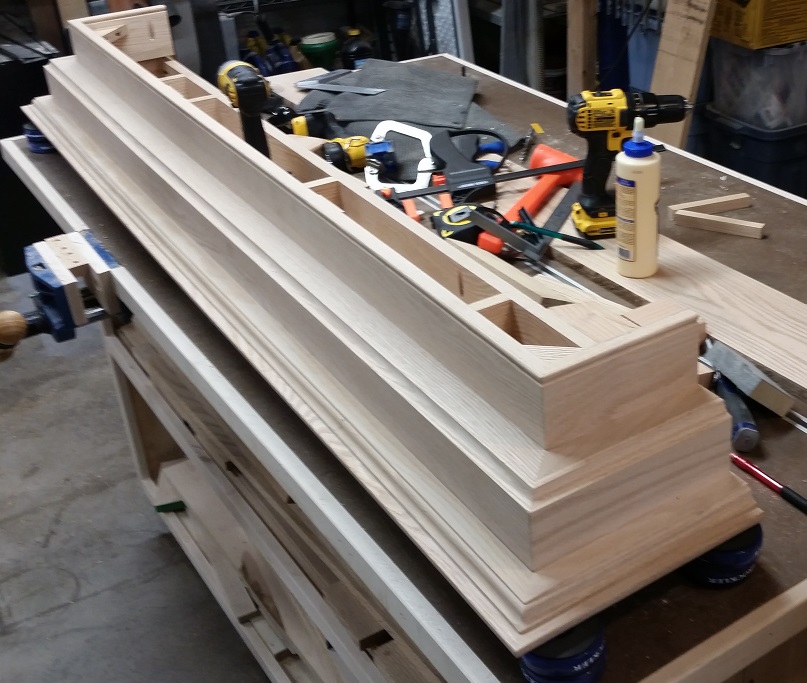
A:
[7, 54, 807, 682]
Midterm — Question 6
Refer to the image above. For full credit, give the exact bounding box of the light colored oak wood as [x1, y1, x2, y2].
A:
[553, 221, 807, 405]
[667, 193, 753, 221]
[450, 239, 606, 307]
[0, 131, 500, 679]
[25, 8, 760, 654]
[550, 301, 637, 343]
[81, 8, 174, 62]
[304, 178, 345, 209]
[566, 0, 597, 97]
[640, 580, 807, 683]
[160, 73, 210, 99]
[107, 336, 387, 682]
[114, 322, 413, 657]
[368, 639, 443, 683]
[95, 23, 127, 42]
[673, 210, 766, 239]
[270, 68, 328, 107]
[650, 0, 718, 147]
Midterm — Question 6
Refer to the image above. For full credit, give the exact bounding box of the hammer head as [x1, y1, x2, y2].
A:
[529, 145, 583, 184]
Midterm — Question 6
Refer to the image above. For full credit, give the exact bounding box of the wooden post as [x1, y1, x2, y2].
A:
[567, 0, 598, 98]
[650, 0, 717, 148]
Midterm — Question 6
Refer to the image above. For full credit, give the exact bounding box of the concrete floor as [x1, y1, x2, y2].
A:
[0, 274, 267, 682]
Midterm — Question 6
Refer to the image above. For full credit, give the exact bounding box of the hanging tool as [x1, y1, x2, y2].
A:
[217, 60, 271, 157]
[295, 70, 385, 95]
[567, 88, 690, 237]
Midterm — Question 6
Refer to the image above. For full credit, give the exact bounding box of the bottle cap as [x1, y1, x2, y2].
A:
[623, 115, 654, 158]
[347, 28, 361, 36]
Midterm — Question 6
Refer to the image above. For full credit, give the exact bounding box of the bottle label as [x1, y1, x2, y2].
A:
[615, 176, 636, 261]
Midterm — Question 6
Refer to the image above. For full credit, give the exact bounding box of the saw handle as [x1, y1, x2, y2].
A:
[0, 311, 28, 362]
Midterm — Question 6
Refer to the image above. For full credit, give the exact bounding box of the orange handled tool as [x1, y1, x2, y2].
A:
[503, 145, 582, 223]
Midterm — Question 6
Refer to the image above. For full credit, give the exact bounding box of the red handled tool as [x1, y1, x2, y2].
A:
[503, 145, 582, 223]
[731, 453, 807, 516]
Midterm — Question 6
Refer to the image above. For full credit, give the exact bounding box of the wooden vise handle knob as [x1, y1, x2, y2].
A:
[0, 310, 28, 362]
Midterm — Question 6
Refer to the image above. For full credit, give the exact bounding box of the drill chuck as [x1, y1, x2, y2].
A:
[625, 92, 689, 127]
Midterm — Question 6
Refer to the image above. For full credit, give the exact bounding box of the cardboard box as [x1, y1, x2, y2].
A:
[712, 0, 807, 49]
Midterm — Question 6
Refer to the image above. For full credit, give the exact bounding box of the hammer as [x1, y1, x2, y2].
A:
[503, 145, 582, 223]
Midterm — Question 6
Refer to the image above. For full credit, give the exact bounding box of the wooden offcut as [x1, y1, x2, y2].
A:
[26, 7, 761, 654]
[667, 193, 753, 221]
[673, 210, 766, 239]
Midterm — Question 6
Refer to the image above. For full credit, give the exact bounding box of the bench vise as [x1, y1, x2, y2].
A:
[0, 230, 127, 361]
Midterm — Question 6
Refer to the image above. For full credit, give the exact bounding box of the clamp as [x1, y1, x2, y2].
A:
[0, 230, 128, 362]
[364, 121, 436, 193]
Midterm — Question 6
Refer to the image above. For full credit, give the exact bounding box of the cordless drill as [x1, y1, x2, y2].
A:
[567, 89, 690, 237]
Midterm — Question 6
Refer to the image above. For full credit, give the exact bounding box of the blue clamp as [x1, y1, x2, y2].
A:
[24, 230, 121, 343]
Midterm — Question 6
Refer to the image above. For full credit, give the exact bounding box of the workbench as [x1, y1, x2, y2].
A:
[5, 53, 807, 683]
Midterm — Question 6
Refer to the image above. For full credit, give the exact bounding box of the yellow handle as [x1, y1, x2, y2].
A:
[0, 311, 28, 362]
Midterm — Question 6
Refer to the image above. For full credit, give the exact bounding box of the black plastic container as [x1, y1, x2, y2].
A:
[705, 105, 807, 199]
[342, 29, 373, 69]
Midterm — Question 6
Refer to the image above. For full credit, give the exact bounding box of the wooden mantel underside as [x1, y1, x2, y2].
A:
[25, 6, 761, 653]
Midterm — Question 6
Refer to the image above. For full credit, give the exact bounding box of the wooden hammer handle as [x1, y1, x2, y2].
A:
[0, 310, 28, 362]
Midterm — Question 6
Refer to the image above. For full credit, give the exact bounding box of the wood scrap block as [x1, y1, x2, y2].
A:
[666, 193, 752, 221]
[673, 210, 766, 239]
[698, 361, 714, 388]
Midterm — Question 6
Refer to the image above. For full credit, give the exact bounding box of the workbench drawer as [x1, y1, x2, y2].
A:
[104, 320, 446, 683]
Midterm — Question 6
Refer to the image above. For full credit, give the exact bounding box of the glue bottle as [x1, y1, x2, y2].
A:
[615, 116, 660, 278]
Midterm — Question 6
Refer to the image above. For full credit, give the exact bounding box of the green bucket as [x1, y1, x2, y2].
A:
[299, 32, 340, 70]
